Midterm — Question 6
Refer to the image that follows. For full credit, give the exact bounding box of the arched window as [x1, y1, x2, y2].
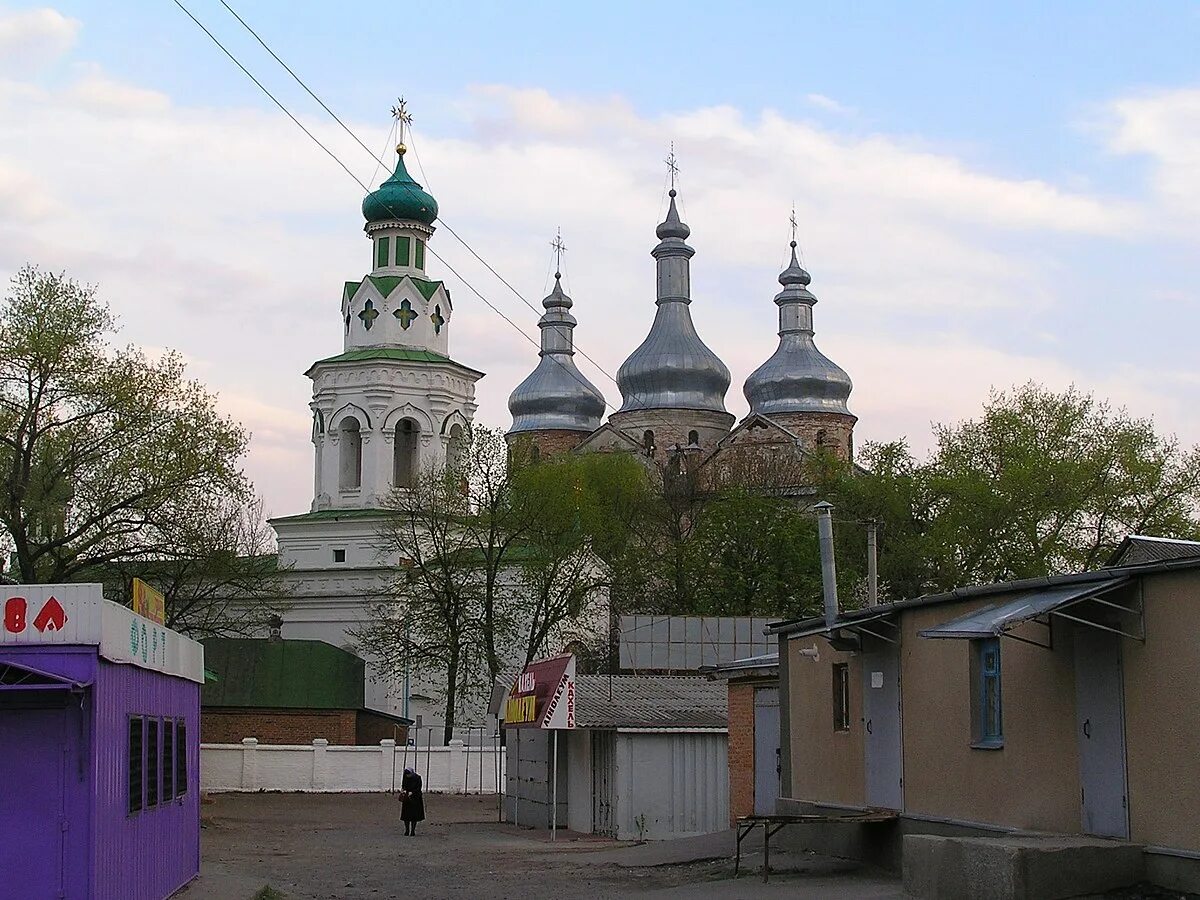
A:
[815, 428, 827, 448]
[643, 430, 655, 456]
[687, 429, 699, 446]
[394, 418, 419, 489]
[339, 417, 362, 490]
[530, 444, 541, 463]
[446, 423, 466, 472]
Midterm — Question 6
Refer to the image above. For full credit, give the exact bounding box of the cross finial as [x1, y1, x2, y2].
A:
[665, 143, 679, 191]
[391, 97, 413, 145]
[550, 228, 567, 277]
[789, 206, 799, 246]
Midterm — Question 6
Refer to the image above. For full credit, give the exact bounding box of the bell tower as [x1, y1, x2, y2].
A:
[304, 103, 483, 514]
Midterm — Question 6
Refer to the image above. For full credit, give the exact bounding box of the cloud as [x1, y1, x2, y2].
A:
[0, 45, 1194, 517]
[1106, 87, 1200, 225]
[0, 7, 79, 72]
[805, 93, 853, 115]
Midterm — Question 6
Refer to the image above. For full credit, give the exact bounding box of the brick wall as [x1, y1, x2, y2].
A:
[506, 429, 590, 459]
[202, 708, 358, 745]
[727, 681, 756, 824]
[768, 411, 856, 462]
[356, 710, 409, 746]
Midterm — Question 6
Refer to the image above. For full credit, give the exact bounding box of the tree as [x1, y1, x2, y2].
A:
[508, 451, 646, 667]
[685, 488, 823, 617]
[0, 266, 282, 632]
[359, 459, 485, 746]
[819, 383, 1200, 596]
[923, 383, 1200, 583]
[355, 430, 629, 742]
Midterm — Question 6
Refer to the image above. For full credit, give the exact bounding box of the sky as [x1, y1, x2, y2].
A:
[1, 2, 1199, 518]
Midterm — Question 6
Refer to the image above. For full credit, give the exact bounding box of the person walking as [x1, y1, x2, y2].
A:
[400, 767, 425, 836]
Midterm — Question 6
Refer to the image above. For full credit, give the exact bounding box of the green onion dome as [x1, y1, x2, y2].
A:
[362, 145, 438, 226]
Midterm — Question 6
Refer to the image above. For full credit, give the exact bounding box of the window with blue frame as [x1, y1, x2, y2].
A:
[973, 637, 1003, 747]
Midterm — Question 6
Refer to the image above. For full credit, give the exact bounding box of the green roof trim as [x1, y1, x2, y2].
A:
[312, 348, 452, 366]
[363, 274, 445, 301]
[343, 280, 362, 301]
[367, 274, 405, 297]
[410, 277, 443, 301]
[200, 638, 365, 710]
[270, 507, 393, 524]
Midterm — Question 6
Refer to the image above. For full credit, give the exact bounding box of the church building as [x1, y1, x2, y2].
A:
[260, 122, 859, 731]
[507, 175, 857, 476]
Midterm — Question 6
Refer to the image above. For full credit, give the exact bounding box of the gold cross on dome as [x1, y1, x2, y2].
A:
[550, 229, 567, 275]
[790, 207, 799, 244]
[664, 143, 679, 190]
[391, 97, 413, 143]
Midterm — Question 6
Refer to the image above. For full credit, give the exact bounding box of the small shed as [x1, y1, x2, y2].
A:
[0, 584, 204, 900]
[201, 637, 411, 745]
[705, 652, 780, 822]
[502, 661, 728, 840]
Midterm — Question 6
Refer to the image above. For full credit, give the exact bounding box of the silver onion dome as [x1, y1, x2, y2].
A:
[508, 274, 606, 434]
[615, 190, 731, 414]
[744, 242, 853, 416]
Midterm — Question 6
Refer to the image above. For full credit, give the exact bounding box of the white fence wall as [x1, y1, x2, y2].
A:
[202, 738, 505, 794]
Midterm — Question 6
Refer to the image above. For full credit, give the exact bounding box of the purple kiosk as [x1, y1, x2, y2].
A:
[0, 584, 203, 900]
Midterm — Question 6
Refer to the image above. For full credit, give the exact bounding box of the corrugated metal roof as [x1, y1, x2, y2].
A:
[573, 675, 727, 729]
[1107, 534, 1200, 567]
[201, 638, 364, 710]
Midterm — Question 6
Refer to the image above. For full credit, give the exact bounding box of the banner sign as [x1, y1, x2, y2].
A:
[132, 578, 166, 625]
[504, 654, 576, 730]
[0, 584, 204, 684]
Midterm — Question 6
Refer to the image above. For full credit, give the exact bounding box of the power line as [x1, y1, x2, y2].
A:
[213, 0, 658, 409]
[174, 0, 695, 440]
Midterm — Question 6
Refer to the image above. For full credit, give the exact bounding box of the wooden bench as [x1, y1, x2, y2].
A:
[734, 810, 898, 882]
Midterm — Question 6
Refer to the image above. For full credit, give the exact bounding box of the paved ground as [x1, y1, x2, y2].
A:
[181, 792, 904, 900]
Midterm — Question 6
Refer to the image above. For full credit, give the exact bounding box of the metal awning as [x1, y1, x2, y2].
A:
[919, 576, 1137, 643]
[780, 608, 899, 648]
[0, 660, 90, 692]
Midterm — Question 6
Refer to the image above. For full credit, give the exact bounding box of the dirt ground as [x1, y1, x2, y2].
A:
[180, 792, 900, 900]
[180, 793, 1194, 900]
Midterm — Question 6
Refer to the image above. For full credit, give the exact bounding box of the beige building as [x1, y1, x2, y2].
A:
[769, 536, 1200, 892]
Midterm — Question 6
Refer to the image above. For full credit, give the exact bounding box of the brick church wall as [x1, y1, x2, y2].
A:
[506, 429, 590, 460]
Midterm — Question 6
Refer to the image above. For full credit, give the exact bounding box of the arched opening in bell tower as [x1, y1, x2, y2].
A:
[446, 423, 466, 472]
[339, 417, 362, 490]
[394, 418, 420, 489]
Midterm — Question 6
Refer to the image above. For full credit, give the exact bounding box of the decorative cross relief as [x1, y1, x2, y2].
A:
[358, 300, 379, 330]
[394, 299, 417, 329]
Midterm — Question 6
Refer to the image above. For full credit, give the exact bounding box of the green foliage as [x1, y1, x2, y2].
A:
[685, 489, 822, 617]
[0, 266, 282, 633]
[924, 383, 1200, 583]
[820, 383, 1200, 596]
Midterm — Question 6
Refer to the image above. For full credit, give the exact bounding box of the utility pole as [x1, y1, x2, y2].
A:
[866, 519, 879, 607]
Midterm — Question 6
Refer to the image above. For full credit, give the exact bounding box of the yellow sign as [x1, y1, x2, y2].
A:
[132, 578, 165, 625]
[505, 694, 536, 725]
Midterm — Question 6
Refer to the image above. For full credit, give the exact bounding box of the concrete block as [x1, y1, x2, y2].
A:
[903, 834, 1143, 900]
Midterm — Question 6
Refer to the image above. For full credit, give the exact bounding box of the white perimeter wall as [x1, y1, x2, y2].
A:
[202, 738, 505, 794]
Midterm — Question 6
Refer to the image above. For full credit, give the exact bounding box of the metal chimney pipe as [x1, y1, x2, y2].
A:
[866, 519, 879, 608]
[815, 502, 839, 629]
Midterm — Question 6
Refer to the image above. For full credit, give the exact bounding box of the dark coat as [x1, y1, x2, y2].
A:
[400, 771, 425, 822]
